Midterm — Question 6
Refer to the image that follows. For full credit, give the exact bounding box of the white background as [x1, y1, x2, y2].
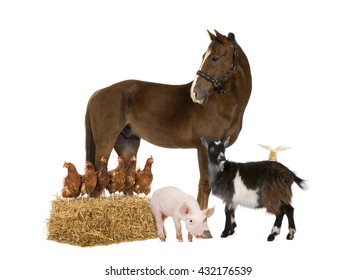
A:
[1, 0, 355, 279]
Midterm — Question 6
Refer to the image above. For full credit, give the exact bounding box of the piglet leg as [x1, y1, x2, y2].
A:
[173, 218, 183, 242]
[152, 210, 166, 241]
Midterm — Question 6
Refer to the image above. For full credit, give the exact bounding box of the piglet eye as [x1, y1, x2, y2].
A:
[190, 220, 193, 223]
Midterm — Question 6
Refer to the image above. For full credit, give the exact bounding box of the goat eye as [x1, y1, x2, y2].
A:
[210, 147, 215, 153]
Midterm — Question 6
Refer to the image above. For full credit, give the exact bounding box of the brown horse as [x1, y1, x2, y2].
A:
[85, 30, 252, 237]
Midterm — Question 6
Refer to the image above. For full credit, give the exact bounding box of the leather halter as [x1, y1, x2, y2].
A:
[196, 39, 238, 94]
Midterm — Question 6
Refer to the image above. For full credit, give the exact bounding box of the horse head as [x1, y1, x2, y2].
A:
[190, 30, 238, 104]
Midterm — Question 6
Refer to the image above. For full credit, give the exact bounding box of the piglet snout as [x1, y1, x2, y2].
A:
[195, 234, 203, 239]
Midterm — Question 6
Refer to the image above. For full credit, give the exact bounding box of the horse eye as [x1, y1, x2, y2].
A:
[212, 56, 219, 62]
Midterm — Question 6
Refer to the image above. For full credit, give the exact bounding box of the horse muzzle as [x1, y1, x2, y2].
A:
[190, 83, 209, 105]
[192, 91, 208, 104]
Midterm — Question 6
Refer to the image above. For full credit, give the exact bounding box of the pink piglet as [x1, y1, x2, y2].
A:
[150, 186, 215, 242]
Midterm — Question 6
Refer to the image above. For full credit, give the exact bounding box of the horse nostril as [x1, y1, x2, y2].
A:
[191, 88, 206, 105]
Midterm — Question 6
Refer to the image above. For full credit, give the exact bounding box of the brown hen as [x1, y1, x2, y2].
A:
[124, 155, 136, 195]
[107, 156, 126, 195]
[80, 161, 97, 197]
[92, 156, 109, 198]
[61, 161, 81, 198]
[134, 155, 154, 196]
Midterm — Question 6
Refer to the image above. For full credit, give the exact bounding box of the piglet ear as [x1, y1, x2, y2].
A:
[180, 202, 191, 216]
[223, 136, 230, 147]
[203, 206, 215, 218]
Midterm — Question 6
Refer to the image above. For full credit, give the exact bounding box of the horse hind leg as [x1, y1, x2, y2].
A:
[93, 133, 122, 171]
[114, 132, 141, 166]
[90, 117, 127, 171]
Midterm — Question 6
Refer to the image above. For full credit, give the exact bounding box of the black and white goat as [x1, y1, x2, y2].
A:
[201, 137, 307, 241]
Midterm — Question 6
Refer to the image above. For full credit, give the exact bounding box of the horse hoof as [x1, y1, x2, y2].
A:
[203, 230, 213, 239]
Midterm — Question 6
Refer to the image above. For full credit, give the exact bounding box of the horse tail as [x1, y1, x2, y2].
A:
[85, 101, 95, 165]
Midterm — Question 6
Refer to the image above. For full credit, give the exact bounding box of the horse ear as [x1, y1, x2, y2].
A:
[214, 30, 225, 42]
[200, 137, 209, 149]
[207, 30, 216, 41]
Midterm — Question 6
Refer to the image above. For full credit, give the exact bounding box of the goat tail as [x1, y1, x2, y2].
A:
[294, 175, 309, 190]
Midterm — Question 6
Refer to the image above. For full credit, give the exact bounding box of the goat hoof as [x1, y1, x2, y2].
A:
[221, 229, 235, 238]
[286, 234, 294, 240]
[267, 234, 275, 241]
[287, 229, 296, 240]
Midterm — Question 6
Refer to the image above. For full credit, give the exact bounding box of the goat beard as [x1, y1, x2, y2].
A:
[218, 160, 225, 172]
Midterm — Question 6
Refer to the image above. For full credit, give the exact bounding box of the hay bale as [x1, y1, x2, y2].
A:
[47, 195, 158, 247]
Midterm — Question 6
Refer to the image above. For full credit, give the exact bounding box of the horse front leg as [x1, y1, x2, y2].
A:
[197, 146, 212, 238]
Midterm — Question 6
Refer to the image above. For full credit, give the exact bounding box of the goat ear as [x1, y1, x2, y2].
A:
[258, 144, 272, 151]
[223, 136, 230, 147]
[180, 202, 191, 216]
[275, 146, 292, 152]
[200, 137, 209, 149]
